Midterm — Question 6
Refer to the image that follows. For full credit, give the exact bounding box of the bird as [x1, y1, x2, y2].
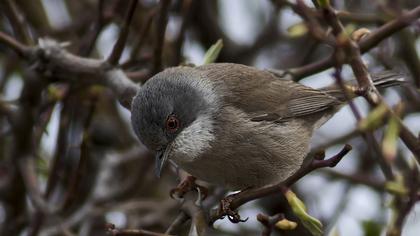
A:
[131, 63, 403, 190]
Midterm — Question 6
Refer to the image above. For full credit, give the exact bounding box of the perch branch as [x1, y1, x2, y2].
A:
[209, 144, 352, 224]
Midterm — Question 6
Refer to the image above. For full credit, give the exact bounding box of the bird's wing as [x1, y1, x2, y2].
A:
[197, 63, 341, 122]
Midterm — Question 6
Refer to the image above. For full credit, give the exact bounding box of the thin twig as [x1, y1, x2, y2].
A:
[173, 0, 193, 65]
[256, 213, 285, 236]
[165, 212, 189, 235]
[152, 0, 171, 74]
[0, 31, 31, 57]
[288, 5, 420, 80]
[78, 0, 106, 56]
[107, 0, 139, 65]
[128, 8, 158, 62]
[0, 35, 139, 109]
[1, 0, 32, 44]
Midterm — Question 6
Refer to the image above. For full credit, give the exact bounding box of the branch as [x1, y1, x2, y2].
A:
[0, 31, 31, 57]
[321, 3, 420, 166]
[152, 0, 171, 74]
[165, 212, 189, 235]
[107, 0, 138, 65]
[0, 0, 32, 44]
[209, 144, 352, 224]
[257, 213, 285, 236]
[78, 0, 106, 56]
[128, 8, 157, 62]
[173, 0, 193, 65]
[0, 35, 139, 109]
[288, 5, 420, 80]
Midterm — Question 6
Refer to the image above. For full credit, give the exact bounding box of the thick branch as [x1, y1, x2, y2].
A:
[0, 35, 139, 109]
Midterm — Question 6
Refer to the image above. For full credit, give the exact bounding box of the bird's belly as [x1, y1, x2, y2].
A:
[172, 151, 299, 190]
[170, 118, 310, 190]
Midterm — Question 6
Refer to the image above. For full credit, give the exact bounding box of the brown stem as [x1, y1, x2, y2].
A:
[289, 6, 420, 80]
[152, 0, 171, 74]
[257, 213, 285, 236]
[209, 144, 352, 224]
[107, 0, 138, 65]
[0, 31, 31, 57]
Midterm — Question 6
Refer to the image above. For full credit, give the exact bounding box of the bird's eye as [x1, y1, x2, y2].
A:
[166, 115, 180, 133]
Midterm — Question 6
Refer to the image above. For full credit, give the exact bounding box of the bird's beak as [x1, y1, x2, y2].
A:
[155, 149, 169, 178]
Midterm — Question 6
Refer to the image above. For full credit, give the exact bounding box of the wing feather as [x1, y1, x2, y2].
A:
[196, 63, 341, 123]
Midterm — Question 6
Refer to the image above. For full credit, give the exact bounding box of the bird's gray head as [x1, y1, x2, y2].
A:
[131, 67, 218, 177]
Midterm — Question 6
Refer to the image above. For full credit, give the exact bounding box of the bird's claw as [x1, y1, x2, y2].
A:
[169, 176, 208, 200]
[219, 195, 248, 223]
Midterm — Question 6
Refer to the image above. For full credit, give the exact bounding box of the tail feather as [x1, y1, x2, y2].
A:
[324, 71, 406, 101]
[371, 71, 406, 88]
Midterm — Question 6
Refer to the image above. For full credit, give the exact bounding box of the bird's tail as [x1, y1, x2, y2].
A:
[324, 71, 406, 101]
[371, 71, 406, 88]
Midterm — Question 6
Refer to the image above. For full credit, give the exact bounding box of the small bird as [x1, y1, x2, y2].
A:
[131, 63, 402, 190]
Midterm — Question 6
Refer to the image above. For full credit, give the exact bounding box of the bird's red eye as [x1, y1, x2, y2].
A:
[166, 115, 179, 132]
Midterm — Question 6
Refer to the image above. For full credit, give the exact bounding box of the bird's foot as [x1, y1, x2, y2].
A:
[218, 192, 249, 223]
[170, 175, 208, 200]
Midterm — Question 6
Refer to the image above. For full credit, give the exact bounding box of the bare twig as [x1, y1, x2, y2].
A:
[173, 0, 193, 65]
[333, 69, 394, 180]
[0, 0, 32, 44]
[288, 5, 420, 80]
[0, 35, 139, 109]
[128, 8, 158, 62]
[321, 2, 420, 167]
[152, 0, 171, 74]
[0, 31, 31, 56]
[107, 0, 139, 65]
[165, 212, 189, 235]
[256, 213, 285, 236]
[78, 0, 106, 56]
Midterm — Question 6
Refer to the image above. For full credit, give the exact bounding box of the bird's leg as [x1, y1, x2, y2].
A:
[218, 188, 251, 223]
[170, 175, 208, 200]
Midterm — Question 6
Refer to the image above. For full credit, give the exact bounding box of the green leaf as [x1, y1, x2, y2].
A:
[317, 0, 330, 7]
[287, 22, 308, 38]
[382, 115, 400, 163]
[202, 39, 223, 65]
[361, 220, 382, 236]
[285, 190, 323, 236]
[385, 179, 408, 196]
[382, 103, 403, 163]
[275, 219, 298, 230]
[358, 103, 389, 131]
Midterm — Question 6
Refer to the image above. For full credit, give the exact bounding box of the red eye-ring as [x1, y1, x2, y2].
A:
[166, 115, 180, 132]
